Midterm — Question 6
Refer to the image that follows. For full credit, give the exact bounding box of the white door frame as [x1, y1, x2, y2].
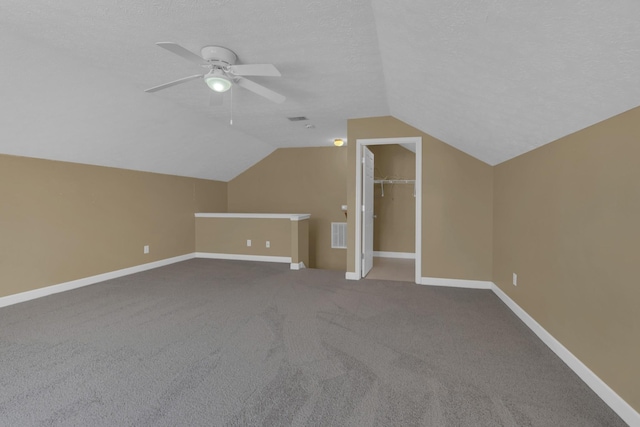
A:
[362, 146, 375, 277]
[354, 137, 422, 283]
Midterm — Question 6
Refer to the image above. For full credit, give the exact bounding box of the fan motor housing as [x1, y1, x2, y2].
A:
[201, 46, 237, 66]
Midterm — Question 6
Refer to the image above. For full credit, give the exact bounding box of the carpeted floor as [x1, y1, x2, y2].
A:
[0, 259, 626, 426]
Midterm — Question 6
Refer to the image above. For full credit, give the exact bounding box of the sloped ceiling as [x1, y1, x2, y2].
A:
[1, 1, 639, 180]
[373, 0, 640, 164]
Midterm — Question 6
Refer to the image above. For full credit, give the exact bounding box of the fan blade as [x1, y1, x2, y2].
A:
[229, 64, 281, 77]
[236, 77, 286, 103]
[156, 42, 205, 65]
[145, 74, 204, 93]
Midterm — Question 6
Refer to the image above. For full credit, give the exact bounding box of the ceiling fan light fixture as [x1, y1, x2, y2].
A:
[147, 42, 285, 102]
[205, 70, 232, 92]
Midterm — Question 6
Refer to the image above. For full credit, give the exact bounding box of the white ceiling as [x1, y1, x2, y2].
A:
[2, 0, 639, 180]
[373, 0, 640, 164]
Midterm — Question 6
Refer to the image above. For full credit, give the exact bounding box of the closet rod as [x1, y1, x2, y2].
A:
[373, 179, 416, 197]
[373, 179, 415, 184]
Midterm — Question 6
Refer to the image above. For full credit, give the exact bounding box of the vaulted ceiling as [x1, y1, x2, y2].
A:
[2, 1, 639, 181]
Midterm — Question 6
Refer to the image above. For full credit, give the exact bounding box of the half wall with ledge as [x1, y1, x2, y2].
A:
[195, 213, 310, 270]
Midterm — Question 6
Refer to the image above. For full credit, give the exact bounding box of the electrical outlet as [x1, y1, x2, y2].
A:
[247, 240, 251, 247]
[266, 241, 270, 248]
[513, 273, 517, 286]
[144, 245, 149, 254]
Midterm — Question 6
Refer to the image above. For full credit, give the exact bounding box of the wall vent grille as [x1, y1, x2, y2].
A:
[331, 222, 347, 249]
[287, 116, 308, 121]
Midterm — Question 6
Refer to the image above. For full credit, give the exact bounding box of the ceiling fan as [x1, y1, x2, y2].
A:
[145, 42, 286, 104]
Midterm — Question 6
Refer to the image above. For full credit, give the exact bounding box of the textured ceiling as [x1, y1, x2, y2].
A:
[372, 0, 640, 164]
[1, 1, 639, 180]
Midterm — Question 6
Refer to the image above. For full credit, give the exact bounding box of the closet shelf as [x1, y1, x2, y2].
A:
[373, 179, 415, 184]
[373, 179, 416, 197]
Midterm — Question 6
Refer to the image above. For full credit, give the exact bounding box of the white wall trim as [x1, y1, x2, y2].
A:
[490, 283, 639, 426]
[358, 137, 422, 145]
[355, 137, 422, 283]
[2, 252, 636, 423]
[195, 252, 291, 264]
[415, 277, 639, 424]
[290, 262, 306, 270]
[374, 251, 415, 259]
[195, 213, 310, 221]
[0, 254, 195, 309]
[345, 272, 360, 280]
[420, 277, 493, 289]
[414, 139, 422, 284]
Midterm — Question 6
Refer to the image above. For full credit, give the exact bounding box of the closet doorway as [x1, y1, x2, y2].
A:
[354, 137, 422, 284]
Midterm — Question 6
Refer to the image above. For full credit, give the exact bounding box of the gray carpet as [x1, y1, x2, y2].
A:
[0, 259, 626, 426]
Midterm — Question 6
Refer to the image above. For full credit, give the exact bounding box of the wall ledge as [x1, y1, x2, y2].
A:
[195, 213, 310, 221]
[0, 253, 195, 309]
[491, 283, 639, 427]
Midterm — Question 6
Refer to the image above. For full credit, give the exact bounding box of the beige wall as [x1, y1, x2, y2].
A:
[347, 116, 494, 280]
[1, 110, 636, 414]
[195, 217, 291, 257]
[0, 154, 227, 298]
[227, 147, 347, 270]
[369, 144, 416, 253]
[493, 106, 640, 412]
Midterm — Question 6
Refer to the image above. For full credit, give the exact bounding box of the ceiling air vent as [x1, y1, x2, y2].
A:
[287, 116, 308, 121]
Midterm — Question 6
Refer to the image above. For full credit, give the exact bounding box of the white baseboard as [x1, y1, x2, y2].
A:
[345, 272, 360, 280]
[420, 276, 493, 289]
[3, 256, 636, 424]
[0, 253, 195, 309]
[417, 277, 639, 424]
[290, 262, 306, 270]
[195, 252, 291, 264]
[373, 251, 415, 259]
[491, 284, 640, 427]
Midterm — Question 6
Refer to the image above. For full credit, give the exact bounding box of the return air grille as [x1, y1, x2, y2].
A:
[331, 222, 347, 249]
